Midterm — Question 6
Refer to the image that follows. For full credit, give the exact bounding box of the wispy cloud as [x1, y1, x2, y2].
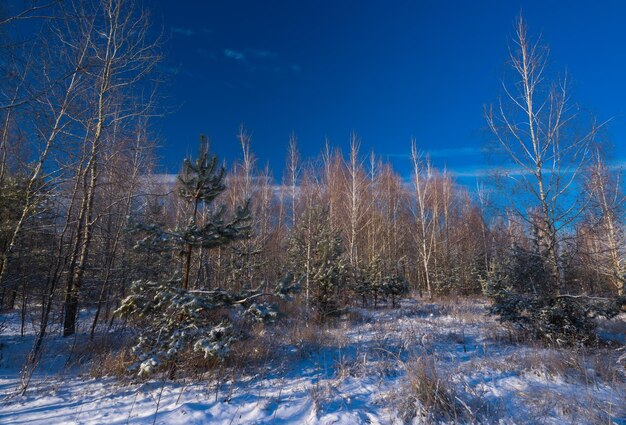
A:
[445, 165, 501, 178]
[224, 49, 247, 62]
[171, 26, 193, 37]
[608, 159, 626, 170]
[385, 146, 485, 160]
[447, 161, 623, 179]
[162, 64, 181, 75]
[158, 62, 194, 78]
[222, 48, 301, 73]
[427, 147, 484, 158]
[171, 26, 211, 37]
[249, 49, 277, 59]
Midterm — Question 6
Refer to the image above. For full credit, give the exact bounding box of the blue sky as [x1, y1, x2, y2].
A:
[152, 1, 626, 181]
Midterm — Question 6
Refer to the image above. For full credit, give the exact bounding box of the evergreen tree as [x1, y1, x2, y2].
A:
[349, 263, 370, 307]
[288, 207, 348, 321]
[484, 242, 626, 345]
[0, 177, 29, 308]
[380, 271, 409, 308]
[0, 176, 48, 310]
[117, 137, 296, 376]
[365, 255, 384, 307]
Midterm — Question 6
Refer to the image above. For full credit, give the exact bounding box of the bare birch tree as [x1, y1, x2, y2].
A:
[287, 133, 300, 228]
[485, 16, 597, 295]
[62, 0, 161, 336]
[0, 2, 93, 302]
[343, 133, 370, 270]
[585, 150, 625, 295]
[410, 140, 437, 298]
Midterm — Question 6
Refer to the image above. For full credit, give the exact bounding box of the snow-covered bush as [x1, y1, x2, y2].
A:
[117, 272, 299, 376]
[484, 245, 626, 345]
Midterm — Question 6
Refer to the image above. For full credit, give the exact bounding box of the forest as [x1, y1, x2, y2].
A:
[1, 1, 625, 424]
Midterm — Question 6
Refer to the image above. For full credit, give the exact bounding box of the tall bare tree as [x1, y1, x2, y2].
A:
[62, 0, 161, 336]
[343, 133, 370, 269]
[485, 16, 597, 295]
[585, 150, 625, 295]
[0, 2, 93, 302]
[410, 141, 437, 298]
[287, 133, 300, 228]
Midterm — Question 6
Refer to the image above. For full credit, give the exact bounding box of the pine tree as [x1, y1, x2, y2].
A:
[365, 255, 384, 307]
[349, 263, 370, 307]
[484, 242, 626, 345]
[380, 270, 409, 308]
[116, 137, 296, 376]
[0, 175, 47, 309]
[288, 207, 348, 321]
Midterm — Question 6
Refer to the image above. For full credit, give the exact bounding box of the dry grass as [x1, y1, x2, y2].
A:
[226, 324, 280, 367]
[521, 386, 623, 425]
[308, 380, 341, 415]
[396, 355, 471, 424]
[90, 347, 135, 378]
[282, 319, 334, 353]
[506, 346, 625, 386]
[440, 297, 488, 324]
[344, 308, 373, 324]
[463, 344, 625, 387]
[70, 333, 128, 376]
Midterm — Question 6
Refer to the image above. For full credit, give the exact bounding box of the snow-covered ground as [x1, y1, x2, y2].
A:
[1, 299, 625, 424]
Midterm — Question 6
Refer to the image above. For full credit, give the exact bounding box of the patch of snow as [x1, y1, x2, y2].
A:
[1, 299, 625, 424]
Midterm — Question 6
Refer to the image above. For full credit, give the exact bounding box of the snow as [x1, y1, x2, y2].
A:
[1, 300, 625, 424]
